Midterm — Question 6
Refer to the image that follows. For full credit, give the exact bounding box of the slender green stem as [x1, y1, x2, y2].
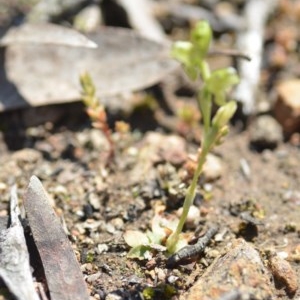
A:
[167, 60, 214, 253]
[199, 61, 211, 81]
[176, 147, 208, 234]
[199, 88, 212, 136]
[198, 61, 211, 136]
[166, 144, 209, 253]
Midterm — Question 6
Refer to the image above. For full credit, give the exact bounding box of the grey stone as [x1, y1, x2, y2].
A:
[249, 115, 283, 150]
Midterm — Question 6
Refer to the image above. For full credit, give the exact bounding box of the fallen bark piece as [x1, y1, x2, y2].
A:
[186, 239, 274, 300]
[23, 175, 89, 300]
[274, 79, 300, 136]
[0, 185, 40, 300]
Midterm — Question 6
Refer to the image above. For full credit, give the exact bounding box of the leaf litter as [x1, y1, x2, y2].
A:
[0, 26, 178, 112]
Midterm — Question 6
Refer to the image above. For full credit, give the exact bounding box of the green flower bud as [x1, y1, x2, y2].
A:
[219, 125, 230, 137]
[215, 125, 230, 145]
[191, 21, 212, 59]
[206, 67, 239, 94]
[212, 101, 237, 129]
[171, 41, 193, 67]
[171, 41, 198, 80]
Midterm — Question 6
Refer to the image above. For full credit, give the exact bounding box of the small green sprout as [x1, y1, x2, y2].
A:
[124, 210, 188, 260]
[80, 72, 115, 160]
[166, 21, 240, 253]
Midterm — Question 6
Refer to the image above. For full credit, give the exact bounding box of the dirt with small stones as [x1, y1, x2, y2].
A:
[0, 99, 299, 300]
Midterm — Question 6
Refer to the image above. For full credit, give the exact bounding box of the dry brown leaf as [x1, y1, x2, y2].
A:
[23, 176, 89, 300]
[0, 26, 178, 112]
[0, 23, 97, 48]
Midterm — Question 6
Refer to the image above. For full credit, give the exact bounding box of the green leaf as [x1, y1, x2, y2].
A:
[171, 41, 199, 80]
[214, 125, 230, 146]
[146, 230, 163, 244]
[127, 245, 152, 259]
[171, 41, 193, 67]
[172, 234, 189, 253]
[124, 230, 149, 247]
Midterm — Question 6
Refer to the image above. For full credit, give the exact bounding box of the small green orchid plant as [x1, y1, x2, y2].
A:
[125, 21, 240, 257]
[166, 20, 239, 253]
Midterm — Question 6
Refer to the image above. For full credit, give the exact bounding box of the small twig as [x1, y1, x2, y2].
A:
[239, 158, 251, 181]
[35, 282, 49, 300]
[209, 49, 251, 62]
[233, 0, 279, 115]
[167, 225, 219, 268]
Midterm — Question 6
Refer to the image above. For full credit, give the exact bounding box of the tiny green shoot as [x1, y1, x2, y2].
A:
[80, 72, 115, 160]
[166, 21, 239, 253]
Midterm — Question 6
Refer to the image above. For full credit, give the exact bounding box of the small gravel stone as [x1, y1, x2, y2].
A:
[269, 255, 298, 296]
[142, 132, 187, 166]
[89, 129, 110, 151]
[73, 4, 102, 32]
[51, 185, 68, 195]
[105, 293, 123, 300]
[274, 79, 300, 135]
[76, 129, 109, 151]
[86, 272, 101, 283]
[177, 205, 200, 229]
[97, 244, 109, 255]
[110, 218, 124, 230]
[156, 267, 166, 281]
[0, 182, 7, 191]
[167, 275, 179, 284]
[160, 135, 187, 166]
[88, 192, 101, 210]
[12, 148, 42, 164]
[202, 153, 224, 181]
[249, 115, 283, 150]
